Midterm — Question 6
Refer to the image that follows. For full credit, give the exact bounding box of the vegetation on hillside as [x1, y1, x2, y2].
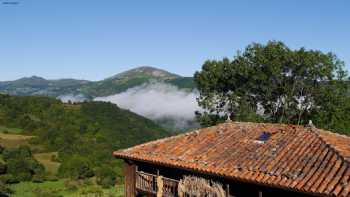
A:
[167, 77, 195, 90]
[194, 41, 350, 134]
[0, 76, 91, 98]
[0, 94, 170, 196]
[2, 146, 45, 183]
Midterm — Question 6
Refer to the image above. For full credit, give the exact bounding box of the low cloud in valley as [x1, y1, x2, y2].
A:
[94, 82, 201, 129]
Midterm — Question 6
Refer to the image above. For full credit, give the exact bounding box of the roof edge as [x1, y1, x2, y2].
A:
[113, 152, 328, 197]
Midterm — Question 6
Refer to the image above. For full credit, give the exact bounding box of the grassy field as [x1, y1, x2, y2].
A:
[33, 152, 61, 175]
[9, 180, 124, 197]
[0, 125, 23, 134]
[0, 126, 47, 153]
[0, 125, 35, 149]
[0, 132, 35, 149]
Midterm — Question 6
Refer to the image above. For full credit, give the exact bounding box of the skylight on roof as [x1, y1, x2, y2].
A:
[257, 132, 271, 142]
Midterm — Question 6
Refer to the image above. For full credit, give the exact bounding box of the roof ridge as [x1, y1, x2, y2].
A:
[309, 128, 350, 196]
[114, 123, 235, 156]
[312, 127, 350, 164]
[317, 128, 350, 140]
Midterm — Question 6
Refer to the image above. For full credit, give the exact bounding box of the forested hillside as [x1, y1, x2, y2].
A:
[0, 94, 170, 196]
[0, 76, 91, 98]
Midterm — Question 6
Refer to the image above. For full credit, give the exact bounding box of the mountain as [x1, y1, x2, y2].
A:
[0, 66, 195, 98]
[0, 76, 91, 97]
[80, 66, 192, 97]
[108, 66, 180, 80]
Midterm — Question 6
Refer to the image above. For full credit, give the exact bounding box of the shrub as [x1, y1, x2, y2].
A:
[58, 155, 94, 180]
[83, 178, 93, 186]
[95, 165, 116, 188]
[0, 145, 4, 154]
[2, 146, 32, 161]
[0, 174, 19, 184]
[33, 188, 63, 197]
[45, 174, 59, 182]
[0, 161, 7, 175]
[3, 146, 45, 182]
[50, 154, 59, 162]
[32, 174, 45, 183]
[64, 179, 79, 192]
[0, 182, 13, 196]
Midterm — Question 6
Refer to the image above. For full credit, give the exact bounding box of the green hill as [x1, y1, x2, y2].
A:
[0, 93, 169, 152]
[0, 76, 91, 97]
[0, 94, 170, 195]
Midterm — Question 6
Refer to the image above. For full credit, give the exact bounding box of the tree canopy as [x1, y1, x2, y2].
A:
[194, 41, 349, 134]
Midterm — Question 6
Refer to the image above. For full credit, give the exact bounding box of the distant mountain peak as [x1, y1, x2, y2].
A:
[14, 76, 47, 84]
[109, 66, 180, 80]
[21, 75, 46, 80]
[31, 76, 47, 80]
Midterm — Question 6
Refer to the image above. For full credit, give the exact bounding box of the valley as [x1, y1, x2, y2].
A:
[0, 66, 198, 132]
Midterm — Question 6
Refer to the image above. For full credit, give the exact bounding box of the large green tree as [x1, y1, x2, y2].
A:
[194, 41, 349, 133]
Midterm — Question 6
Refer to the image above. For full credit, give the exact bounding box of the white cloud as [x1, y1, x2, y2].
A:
[58, 94, 87, 103]
[94, 82, 201, 129]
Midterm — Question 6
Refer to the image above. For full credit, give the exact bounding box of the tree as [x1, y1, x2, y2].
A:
[194, 41, 349, 133]
[95, 165, 117, 188]
[3, 146, 32, 161]
[3, 146, 45, 182]
[58, 155, 94, 180]
[0, 162, 6, 175]
[0, 182, 12, 197]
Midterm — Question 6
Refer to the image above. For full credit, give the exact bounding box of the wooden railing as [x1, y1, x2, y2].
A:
[162, 176, 179, 197]
[136, 171, 179, 196]
[136, 171, 157, 194]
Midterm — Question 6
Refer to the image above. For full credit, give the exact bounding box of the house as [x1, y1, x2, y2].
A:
[113, 122, 350, 197]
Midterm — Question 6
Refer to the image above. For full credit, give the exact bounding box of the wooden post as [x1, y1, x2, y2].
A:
[226, 184, 230, 197]
[124, 160, 137, 197]
[156, 169, 160, 193]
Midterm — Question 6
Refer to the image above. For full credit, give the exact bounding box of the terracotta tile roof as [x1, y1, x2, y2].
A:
[114, 122, 350, 197]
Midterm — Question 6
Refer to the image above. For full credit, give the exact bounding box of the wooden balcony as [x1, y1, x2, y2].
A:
[136, 171, 179, 197]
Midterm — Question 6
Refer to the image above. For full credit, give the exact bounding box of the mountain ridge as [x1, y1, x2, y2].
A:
[107, 66, 180, 80]
[0, 66, 195, 98]
[0, 66, 182, 83]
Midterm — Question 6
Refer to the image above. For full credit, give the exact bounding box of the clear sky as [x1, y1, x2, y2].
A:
[1, 0, 349, 81]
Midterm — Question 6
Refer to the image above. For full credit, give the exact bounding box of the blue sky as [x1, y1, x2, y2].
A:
[0, 0, 349, 81]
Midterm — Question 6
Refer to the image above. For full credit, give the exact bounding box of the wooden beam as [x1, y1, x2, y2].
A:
[124, 160, 137, 197]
